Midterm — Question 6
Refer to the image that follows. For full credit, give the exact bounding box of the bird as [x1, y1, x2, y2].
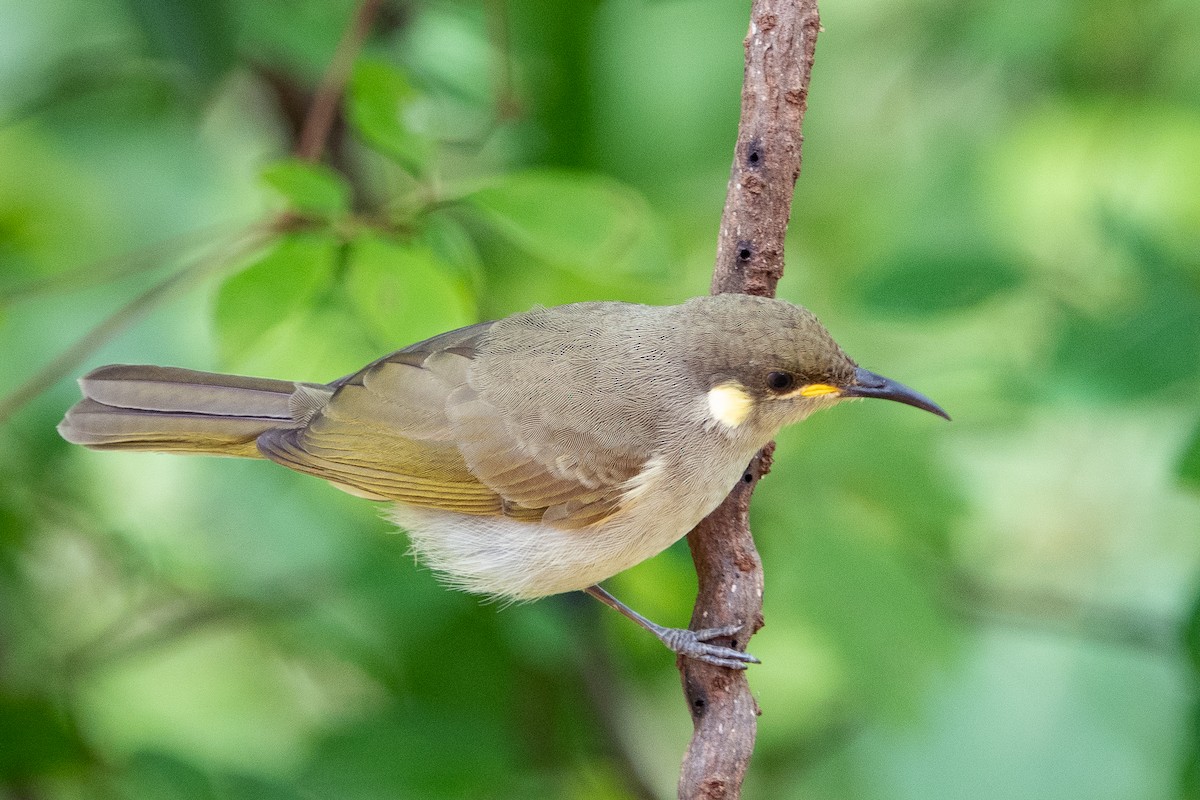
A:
[58, 293, 947, 668]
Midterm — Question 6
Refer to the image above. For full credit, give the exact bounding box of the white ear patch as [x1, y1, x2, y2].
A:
[707, 383, 753, 428]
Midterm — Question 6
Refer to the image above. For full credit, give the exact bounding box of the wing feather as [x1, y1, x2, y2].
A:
[255, 313, 655, 529]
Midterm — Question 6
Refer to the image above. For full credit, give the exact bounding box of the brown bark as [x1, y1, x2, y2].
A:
[294, 0, 386, 162]
[678, 1, 821, 797]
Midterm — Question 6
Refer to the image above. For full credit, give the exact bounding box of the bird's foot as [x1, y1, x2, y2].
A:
[655, 623, 760, 670]
[582, 585, 760, 670]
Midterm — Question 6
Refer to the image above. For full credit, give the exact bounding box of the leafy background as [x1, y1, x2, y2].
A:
[1, 0, 1198, 798]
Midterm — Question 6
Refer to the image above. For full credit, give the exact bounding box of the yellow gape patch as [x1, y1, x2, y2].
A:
[798, 383, 840, 398]
[707, 383, 754, 428]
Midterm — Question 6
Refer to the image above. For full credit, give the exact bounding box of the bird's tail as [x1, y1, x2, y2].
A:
[58, 365, 301, 458]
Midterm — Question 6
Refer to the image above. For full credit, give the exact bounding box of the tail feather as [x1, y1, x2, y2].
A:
[80, 364, 296, 416]
[59, 365, 304, 458]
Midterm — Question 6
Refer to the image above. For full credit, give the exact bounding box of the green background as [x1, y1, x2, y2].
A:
[2, 0, 1199, 797]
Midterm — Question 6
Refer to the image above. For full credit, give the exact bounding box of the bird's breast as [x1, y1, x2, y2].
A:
[393, 438, 762, 600]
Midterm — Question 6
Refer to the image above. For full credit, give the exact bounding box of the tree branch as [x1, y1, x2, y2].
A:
[295, 0, 386, 162]
[678, 2, 821, 797]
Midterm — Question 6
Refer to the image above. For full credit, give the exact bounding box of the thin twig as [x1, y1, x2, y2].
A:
[62, 590, 317, 678]
[483, 0, 521, 121]
[949, 573, 1182, 655]
[0, 0, 386, 421]
[0, 220, 240, 307]
[679, 1, 821, 798]
[295, 0, 387, 162]
[0, 222, 275, 424]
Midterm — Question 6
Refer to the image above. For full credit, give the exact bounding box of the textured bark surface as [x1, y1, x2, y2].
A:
[678, 1, 821, 797]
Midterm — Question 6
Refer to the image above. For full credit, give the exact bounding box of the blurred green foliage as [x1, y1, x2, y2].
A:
[0, 0, 1198, 798]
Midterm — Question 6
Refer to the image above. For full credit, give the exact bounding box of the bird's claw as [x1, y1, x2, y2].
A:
[656, 623, 761, 670]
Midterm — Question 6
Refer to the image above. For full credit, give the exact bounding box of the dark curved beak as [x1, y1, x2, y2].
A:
[842, 367, 950, 420]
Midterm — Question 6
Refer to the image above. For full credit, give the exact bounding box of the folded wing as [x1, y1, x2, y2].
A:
[256, 318, 648, 528]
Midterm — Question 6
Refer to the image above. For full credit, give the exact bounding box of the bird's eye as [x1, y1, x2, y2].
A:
[766, 371, 794, 392]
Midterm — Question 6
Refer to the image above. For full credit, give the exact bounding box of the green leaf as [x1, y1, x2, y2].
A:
[214, 232, 455, 381]
[214, 232, 339, 366]
[1054, 277, 1200, 398]
[304, 708, 519, 800]
[420, 213, 484, 294]
[346, 60, 429, 172]
[344, 232, 476, 346]
[261, 159, 351, 218]
[0, 692, 88, 781]
[1183, 590, 1200, 675]
[229, 303, 382, 383]
[1054, 211, 1200, 398]
[115, 751, 216, 800]
[859, 248, 1024, 316]
[465, 170, 667, 280]
[1180, 422, 1200, 492]
[126, 0, 237, 83]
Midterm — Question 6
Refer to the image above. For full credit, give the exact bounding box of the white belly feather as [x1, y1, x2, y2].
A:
[389, 450, 749, 600]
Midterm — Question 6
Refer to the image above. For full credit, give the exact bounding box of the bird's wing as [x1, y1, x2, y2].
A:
[448, 303, 669, 525]
[444, 382, 642, 528]
[257, 319, 645, 528]
[257, 323, 502, 513]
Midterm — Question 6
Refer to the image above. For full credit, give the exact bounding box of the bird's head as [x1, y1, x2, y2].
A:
[677, 294, 949, 435]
